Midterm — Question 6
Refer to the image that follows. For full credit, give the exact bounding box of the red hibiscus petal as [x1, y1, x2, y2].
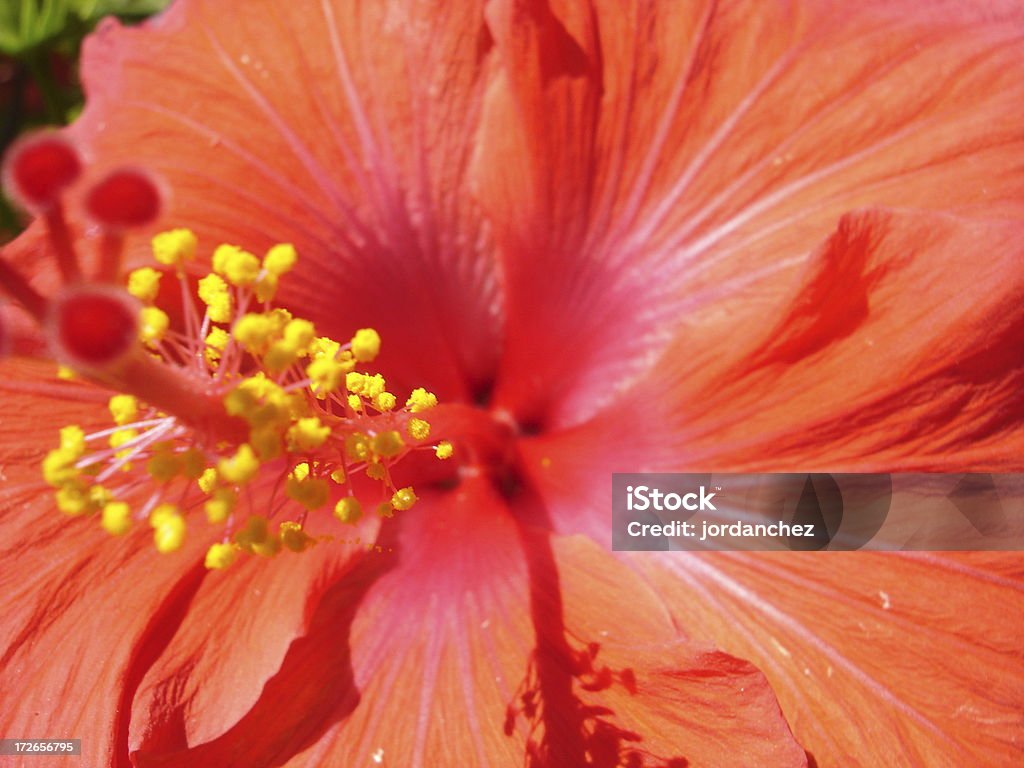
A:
[518, 209, 1024, 543]
[525, 378, 1024, 760]
[475, 0, 1024, 429]
[127, 519, 378, 755]
[0, 362, 220, 768]
[621, 209, 1024, 471]
[126, 477, 806, 767]
[4, 0, 502, 399]
[634, 551, 1024, 767]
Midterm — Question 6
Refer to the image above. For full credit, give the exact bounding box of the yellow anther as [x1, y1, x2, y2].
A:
[283, 319, 315, 351]
[101, 501, 132, 535]
[280, 521, 315, 552]
[223, 388, 256, 419]
[254, 272, 279, 303]
[407, 418, 431, 440]
[59, 425, 86, 457]
[250, 427, 283, 461]
[344, 432, 371, 462]
[212, 244, 261, 287]
[198, 467, 218, 494]
[205, 327, 230, 367]
[234, 514, 283, 557]
[252, 537, 282, 557]
[366, 462, 386, 481]
[406, 388, 438, 412]
[234, 515, 271, 552]
[47, 430, 88, 484]
[198, 273, 233, 323]
[435, 441, 454, 460]
[263, 243, 297, 276]
[372, 430, 405, 459]
[139, 306, 170, 345]
[89, 485, 112, 508]
[232, 313, 275, 354]
[350, 328, 381, 363]
[56, 484, 89, 516]
[180, 448, 207, 480]
[287, 417, 330, 451]
[153, 511, 186, 553]
[266, 308, 292, 334]
[217, 443, 260, 485]
[57, 365, 76, 380]
[205, 542, 239, 570]
[374, 392, 397, 411]
[362, 374, 386, 399]
[345, 372, 365, 394]
[291, 462, 311, 481]
[391, 486, 418, 511]
[347, 394, 363, 412]
[42, 449, 79, 487]
[286, 472, 330, 511]
[150, 503, 179, 527]
[330, 468, 347, 484]
[147, 449, 180, 483]
[127, 267, 162, 302]
[109, 428, 138, 451]
[263, 340, 300, 374]
[152, 229, 197, 268]
[205, 487, 237, 523]
[238, 372, 281, 400]
[248, 400, 291, 433]
[346, 372, 386, 398]
[108, 394, 138, 426]
[377, 501, 395, 518]
[206, 326, 230, 351]
[334, 497, 362, 524]
[307, 357, 347, 396]
[309, 336, 340, 360]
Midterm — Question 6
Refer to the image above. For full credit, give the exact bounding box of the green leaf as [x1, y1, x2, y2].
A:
[0, 0, 73, 55]
[0, 0, 170, 55]
[77, 0, 172, 18]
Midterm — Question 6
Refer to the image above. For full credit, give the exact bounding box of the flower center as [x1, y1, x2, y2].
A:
[0, 133, 453, 570]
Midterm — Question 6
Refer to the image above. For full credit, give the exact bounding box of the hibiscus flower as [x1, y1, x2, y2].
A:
[1, 0, 1023, 766]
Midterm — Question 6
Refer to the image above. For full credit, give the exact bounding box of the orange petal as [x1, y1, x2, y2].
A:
[127, 519, 378, 757]
[636, 551, 1024, 767]
[628, 209, 1024, 471]
[476, 0, 1024, 427]
[4, 0, 502, 399]
[126, 477, 806, 767]
[0, 364, 218, 767]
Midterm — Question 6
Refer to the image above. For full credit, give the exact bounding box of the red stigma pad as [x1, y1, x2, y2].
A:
[2, 134, 82, 211]
[52, 288, 138, 367]
[85, 169, 162, 230]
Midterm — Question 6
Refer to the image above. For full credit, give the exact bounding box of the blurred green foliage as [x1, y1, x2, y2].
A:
[0, 0, 171, 242]
[0, 0, 169, 55]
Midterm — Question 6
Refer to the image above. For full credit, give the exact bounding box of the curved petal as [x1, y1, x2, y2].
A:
[127, 518, 378, 755]
[634, 551, 1024, 768]
[4, 0, 502, 400]
[526, 389, 1024, 761]
[475, 0, 1024, 428]
[126, 477, 806, 767]
[621, 209, 1024, 471]
[522, 209, 1024, 546]
[0, 361, 219, 768]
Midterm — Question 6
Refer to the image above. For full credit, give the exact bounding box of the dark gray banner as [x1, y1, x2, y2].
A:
[611, 473, 1024, 551]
